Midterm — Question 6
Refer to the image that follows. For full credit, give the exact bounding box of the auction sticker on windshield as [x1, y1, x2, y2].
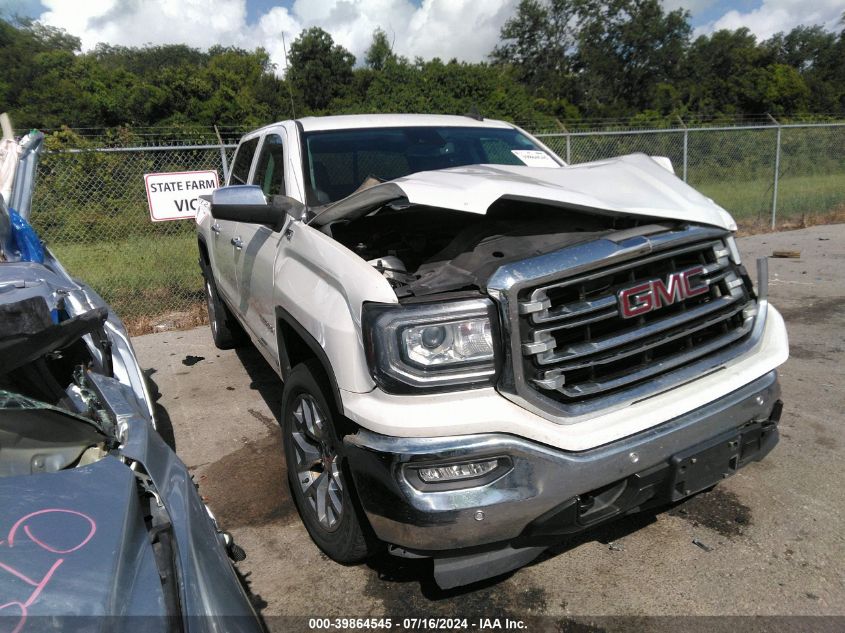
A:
[511, 149, 560, 167]
[144, 170, 219, 222]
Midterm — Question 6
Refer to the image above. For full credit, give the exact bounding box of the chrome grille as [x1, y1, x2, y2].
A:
[514, 234, 755, 406]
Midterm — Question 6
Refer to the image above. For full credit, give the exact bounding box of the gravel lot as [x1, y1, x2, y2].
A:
[134, 225, 845, 631]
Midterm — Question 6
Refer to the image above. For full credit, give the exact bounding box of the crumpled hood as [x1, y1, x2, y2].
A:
[0, 376, 261, 629]
[311, 153, 737, 231]
[0, 260, 156, 424]
[0, 456, 167, 625]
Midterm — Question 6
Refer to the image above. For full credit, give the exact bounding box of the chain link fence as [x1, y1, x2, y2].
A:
[28, 122, 845, 333]
[536, 122, 845, 228]
[30, 145, 236, 332]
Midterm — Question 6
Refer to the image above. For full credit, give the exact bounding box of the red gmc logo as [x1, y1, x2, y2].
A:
[617, 266, 709, 318]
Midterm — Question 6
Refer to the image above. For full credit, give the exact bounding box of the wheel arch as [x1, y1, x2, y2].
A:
[198, 235, 211, 272]
[275, 305, 345, 416]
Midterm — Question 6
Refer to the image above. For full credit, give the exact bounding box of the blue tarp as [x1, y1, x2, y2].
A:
[9, 208, 44, 264]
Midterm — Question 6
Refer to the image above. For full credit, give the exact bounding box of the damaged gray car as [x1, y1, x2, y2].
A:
[0, 122, 263, 632]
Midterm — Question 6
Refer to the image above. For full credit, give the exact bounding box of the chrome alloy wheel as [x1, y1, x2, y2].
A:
[290, 394, 343, 531]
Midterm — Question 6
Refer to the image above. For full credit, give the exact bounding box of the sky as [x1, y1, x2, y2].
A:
[1, 0, 842, 73]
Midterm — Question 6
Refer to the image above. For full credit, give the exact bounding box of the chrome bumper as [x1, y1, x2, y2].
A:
[343, 370, 781, 552]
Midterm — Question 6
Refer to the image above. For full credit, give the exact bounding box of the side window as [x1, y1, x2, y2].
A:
[229, 137, 259, 185]
[251, 134, 286, 196]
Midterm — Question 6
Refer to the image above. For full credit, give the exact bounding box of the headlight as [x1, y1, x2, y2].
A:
[362, 299, 500, 392]
[402, 319, 494, 366]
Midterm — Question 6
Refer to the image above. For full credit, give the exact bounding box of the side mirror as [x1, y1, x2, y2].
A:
[210, 185, 305, 230]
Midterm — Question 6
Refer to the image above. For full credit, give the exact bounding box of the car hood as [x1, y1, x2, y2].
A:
[0, 381, 261, 629]
[310, 153, 736, 231]
[0, 456, 168, 624]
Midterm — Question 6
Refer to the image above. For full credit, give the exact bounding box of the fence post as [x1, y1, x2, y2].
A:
[677, 115, 688, 183]
[767, 114, 781, 229]
[214, 125, 230, 183]
[557, 122, 571, 164]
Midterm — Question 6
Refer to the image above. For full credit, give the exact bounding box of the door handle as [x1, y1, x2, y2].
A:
[231, 237, 244, 249]
[211, 223, 221, 234]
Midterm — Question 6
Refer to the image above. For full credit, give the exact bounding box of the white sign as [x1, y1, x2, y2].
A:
[511, 149, 560, 168]
[144, 170, 219, 222]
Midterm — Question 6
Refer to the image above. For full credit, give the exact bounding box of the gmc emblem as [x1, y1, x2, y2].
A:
[617, 266, 709, 319]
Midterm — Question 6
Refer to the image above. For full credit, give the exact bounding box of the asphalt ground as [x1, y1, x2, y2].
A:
[133, 224, 845, 632]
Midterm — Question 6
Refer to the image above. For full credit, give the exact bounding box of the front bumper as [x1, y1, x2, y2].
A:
[343, 370, 782, 553]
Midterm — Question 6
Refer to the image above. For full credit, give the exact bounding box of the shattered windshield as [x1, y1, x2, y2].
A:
[0, 389, 94, 425]
[301, 126, 557, 205]
[0, 387, 113, 440]
[0, 390, 52, 409]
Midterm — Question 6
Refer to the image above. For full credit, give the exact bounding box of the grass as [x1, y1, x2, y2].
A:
[48, 232, 205, 333]
[695, 172, 845, 227]
[42, 171, 844, 334]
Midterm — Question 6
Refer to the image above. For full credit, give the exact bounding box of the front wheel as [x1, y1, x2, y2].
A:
[282, 360, 373, 563]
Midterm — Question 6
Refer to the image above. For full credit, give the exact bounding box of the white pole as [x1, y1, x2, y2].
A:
[767, 114, 781, 230]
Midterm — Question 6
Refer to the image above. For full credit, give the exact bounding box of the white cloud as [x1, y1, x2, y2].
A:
[253, 6, 302, 70]
[36, 0, 517, 73]
[696, 0, 843, 40]
[402, 0, 517, 61]
[39, 0, 254, 51]
[290, 0, 416, 63]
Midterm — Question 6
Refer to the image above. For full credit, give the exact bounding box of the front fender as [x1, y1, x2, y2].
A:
[273, 223, 397, 394]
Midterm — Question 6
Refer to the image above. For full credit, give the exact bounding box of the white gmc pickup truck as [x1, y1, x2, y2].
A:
[195, 114, 788, 589]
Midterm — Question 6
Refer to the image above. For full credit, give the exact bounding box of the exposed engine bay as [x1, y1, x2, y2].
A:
[0, 294, 119, 477]
[328, 198, 658, 298]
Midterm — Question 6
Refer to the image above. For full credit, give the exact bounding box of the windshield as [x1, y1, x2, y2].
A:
[0, 390, 97, 426]
[301, 126, 558, 205]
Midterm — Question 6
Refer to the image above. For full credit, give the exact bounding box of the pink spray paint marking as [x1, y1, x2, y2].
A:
[0, 601, 27, 633]
[8, 509, 96, 553]
[0, 509, 97, 633]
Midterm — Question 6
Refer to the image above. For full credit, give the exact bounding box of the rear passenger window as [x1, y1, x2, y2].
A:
[252, 134, 286, 196]
[230, 137, 259, 185]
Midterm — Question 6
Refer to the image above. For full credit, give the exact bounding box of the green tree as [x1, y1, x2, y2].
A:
[187, 46, 275, 125]
[288, 27, 355, 112]
[765, 25, 837, 72]
[680, 28, 813, 116]
[682, 28, 764, 116]
[0, 18, 81, 125]
[490, 0, 579, 100]
[765, 25, 842, 113]
[575, 0, 691, 116]
[365, 28, 394, 71]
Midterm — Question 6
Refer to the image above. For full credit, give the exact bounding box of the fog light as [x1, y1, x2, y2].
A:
[418, 459, 499, 483]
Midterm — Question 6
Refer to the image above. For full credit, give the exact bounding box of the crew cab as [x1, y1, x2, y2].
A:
[196, 114, 788, 589]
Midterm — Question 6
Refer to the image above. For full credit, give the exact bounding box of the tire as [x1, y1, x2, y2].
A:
[203, 272, 243, 350]
[282, 360, 372, 564]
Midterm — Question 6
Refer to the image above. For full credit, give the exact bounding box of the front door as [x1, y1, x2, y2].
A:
[212, 136, 259, 304]
[236, 131, 289, 367]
